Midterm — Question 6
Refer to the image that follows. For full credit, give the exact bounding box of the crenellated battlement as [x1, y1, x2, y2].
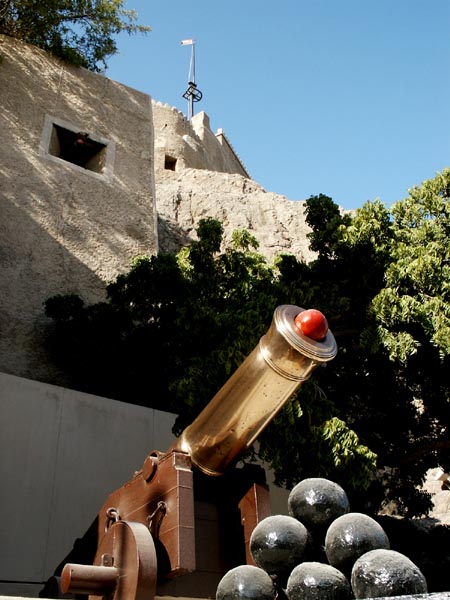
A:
[151, 100, 249, 177]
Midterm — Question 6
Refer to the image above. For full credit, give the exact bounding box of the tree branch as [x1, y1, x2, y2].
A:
[0, 0, 12, 19]
[59, 13, 98, 22]
[397, 439, 450, 467]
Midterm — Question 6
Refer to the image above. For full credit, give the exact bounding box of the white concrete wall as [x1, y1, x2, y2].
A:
[0, 373, 289, 598]
[0, 372, 176, 597]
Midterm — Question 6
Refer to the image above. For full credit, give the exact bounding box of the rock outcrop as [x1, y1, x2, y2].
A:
[156, 168, 316, 263]
[152, 102, 316, 263]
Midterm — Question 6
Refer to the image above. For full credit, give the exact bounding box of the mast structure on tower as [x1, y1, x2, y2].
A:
[181, 39, 203, 119]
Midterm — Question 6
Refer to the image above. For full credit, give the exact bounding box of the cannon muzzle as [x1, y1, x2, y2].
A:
[170, 304, 337, 476]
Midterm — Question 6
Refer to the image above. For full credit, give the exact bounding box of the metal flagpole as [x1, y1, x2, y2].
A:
[181, 39, 202, 120]
[190, 42, 195, 84]
[189, 42, 194, 118]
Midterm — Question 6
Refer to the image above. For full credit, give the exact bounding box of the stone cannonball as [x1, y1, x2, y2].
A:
[250, 515, 308, 579]
[216, 565, 275, 600]
[325, 512, 390, 576]
[351, 548, 428, 598]
[288, 478, 350, 530]
[286, 561, 352, 600]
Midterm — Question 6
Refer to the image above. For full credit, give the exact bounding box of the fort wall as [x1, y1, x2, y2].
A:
[152, 101, 249, 177]
[0, 35, 157, 382]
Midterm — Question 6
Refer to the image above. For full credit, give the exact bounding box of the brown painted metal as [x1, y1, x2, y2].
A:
[171, 305, 337, 476]
[238, 482, 272, 566]
[96, 450, 195, 578]
[61, 520, 157, 600]
[61, 564, 118, 595]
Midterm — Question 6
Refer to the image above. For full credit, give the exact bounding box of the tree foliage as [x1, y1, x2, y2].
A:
[304, 193, 352, 260]
[0, 0, 149, 71]
[368, 170, 450, 362]
[44, 217, 376, 503]
[44, 170, 450, 517]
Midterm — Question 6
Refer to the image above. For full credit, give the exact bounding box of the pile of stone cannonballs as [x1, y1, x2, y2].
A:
[216, 478, 428, 600]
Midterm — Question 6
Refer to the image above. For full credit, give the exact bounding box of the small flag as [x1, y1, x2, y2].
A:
[181, 39, 194, 45]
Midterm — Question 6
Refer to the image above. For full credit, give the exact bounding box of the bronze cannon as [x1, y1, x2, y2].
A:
[59, 305, 337, 600]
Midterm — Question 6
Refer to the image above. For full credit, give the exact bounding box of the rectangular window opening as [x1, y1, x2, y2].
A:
[49, 124, 107, 174]
[164, 155, 177, 171]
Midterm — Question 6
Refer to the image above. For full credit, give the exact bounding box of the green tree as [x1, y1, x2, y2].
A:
[260, 184, 449, 516]
[0, 0, 149, 71]
[336, 173, 448, 515]
[45, 172, 450, 516]
[304, 193, 352, 260]
[367, 169, 450, 362]
[45, 217, 376, 503]
[44, 219, 278, 415]
[362, 170, 450, 488]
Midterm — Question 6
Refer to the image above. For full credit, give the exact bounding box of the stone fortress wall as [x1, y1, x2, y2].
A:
[0, 34, 315, 386]
[0, 35, 157, 383]
[152, 101, 249, 177]
[156, 166, 316, 261]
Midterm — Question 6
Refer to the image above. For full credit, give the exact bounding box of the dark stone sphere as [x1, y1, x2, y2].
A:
[351, 549, 428, 598]
[325, 512, 390, 576]
[288, 478, 350, 531]
[250, 515, 308, 579]
[216, 565, 275, 600]
[286, 561, 352, 600]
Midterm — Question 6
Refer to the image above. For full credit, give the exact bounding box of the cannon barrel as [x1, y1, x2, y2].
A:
[170, 304, 337, 476]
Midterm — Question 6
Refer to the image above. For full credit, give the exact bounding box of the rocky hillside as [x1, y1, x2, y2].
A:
[156, 168, 316, 263]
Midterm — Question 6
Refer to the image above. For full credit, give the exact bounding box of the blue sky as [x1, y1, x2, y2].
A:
[107, 1, 450, 210]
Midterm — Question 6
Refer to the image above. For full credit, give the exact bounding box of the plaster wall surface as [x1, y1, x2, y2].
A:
[0, 35, 157, 382]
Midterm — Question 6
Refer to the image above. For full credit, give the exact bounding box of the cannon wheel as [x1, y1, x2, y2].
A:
[61, 520, 157, 600]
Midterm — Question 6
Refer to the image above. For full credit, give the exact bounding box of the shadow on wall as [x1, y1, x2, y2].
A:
[0, 189, 106, 385]
[0, 373, 176, 596]
[157, 214, 194, 254]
